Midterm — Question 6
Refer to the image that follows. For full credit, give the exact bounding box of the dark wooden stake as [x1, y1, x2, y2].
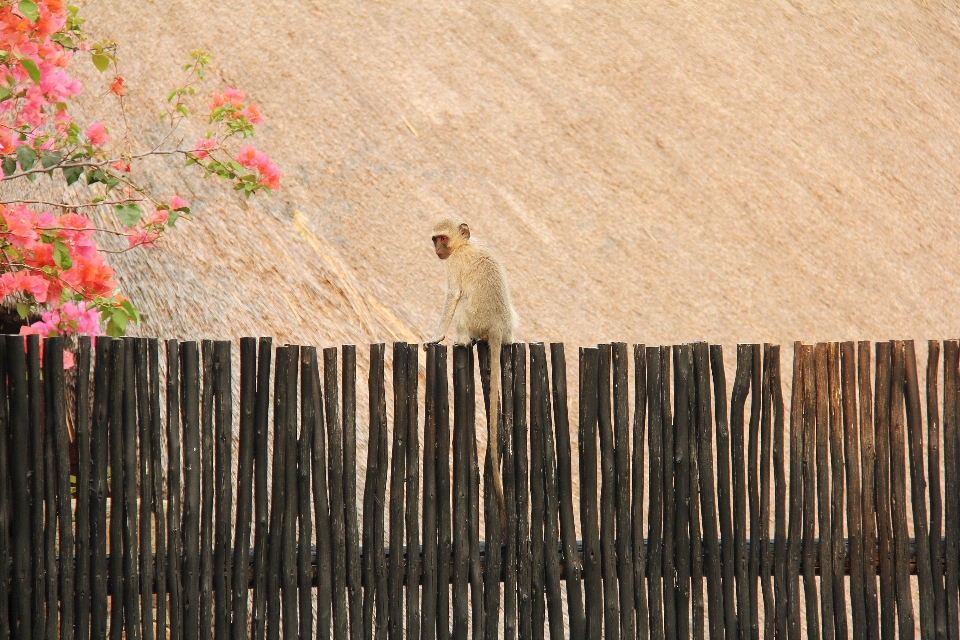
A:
[388, 343, 408, 640]
[942, 340, 959, 640]
[875, 342, 896, 640]
[889, 343, 915, 640]
[786, 343, 804, 640]
[502, 345, 518, 640]
[200, 342, 215, 640]
[576, 347, 600, 640]
[436, 345, 452, 640]
[134, 340, 154, 640]
[904, 341, 935, 640]
[264, 346, 289, 640]
[423, 344, 440, 640]
[694, 343, 723, 640]
[7, 336, 31, 640]
[801, 345, 820, 639]
[759, 346, 775, 640]
[827, 344, 847, 640]
[613, 343, 636, 640]
[74, 337, 92, 640]
[770, 345, 789, 640]
[122, 340, 142, 640]
[149, 340, 167, 640]
[647, 346, 665, 640]
[183, 341, 203, 640]
[250, 338, 272, 640]
[730, 345, 752, 640]
[308, 347, 332, 640]
[296, 348, 314, 640]
[858, 341, 879, 640]
[404, 344, 421, 640]
[673, 346, 694, 640]
[214, 341, 234, 640]
[841, 342, 866, 640]
[281, 348, 300, 640]
[927, 341, 948, 640]
[343, 345, 363, 640]
[232, 338, 257, 640]
[536, 344, 564, 639]
[452, 345, 470, 640]
[167, 340, 184, 640]
[528, 344, 546, 640]
[660, 346, 677, 640]
[325, 347, 349, 640]
[513, 344, 531, 640]
[90, 338, 113, 640]
[633, 345, 650, 640]
[710, 344, 738, 640]
[746, 345, 762, 640]
[362, 343, 380, 639]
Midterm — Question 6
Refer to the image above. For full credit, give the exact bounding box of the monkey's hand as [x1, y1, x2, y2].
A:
[423, 336, 443, 351]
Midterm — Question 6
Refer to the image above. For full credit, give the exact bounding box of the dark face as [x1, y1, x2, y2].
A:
[432, 233, 451, 260]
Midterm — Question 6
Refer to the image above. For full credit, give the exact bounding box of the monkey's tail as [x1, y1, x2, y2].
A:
[488, 338, 507, 534]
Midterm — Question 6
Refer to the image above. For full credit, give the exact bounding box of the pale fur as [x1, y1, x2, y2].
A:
[425, 218, 515, 530]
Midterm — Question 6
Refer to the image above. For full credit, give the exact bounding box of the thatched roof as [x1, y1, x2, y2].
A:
[12, 2, 960, 364]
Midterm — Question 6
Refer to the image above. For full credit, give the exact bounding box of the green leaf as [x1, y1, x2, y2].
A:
[167, 209, 180, 227]
[115, 203, 141, 228]
[108, 308, 128, 336]
[1, 156, 15, 177]
[120, 299, 140, 324]
[17, 1, 39, 23]
[19, 58, 40, 85]
[0, 86, 10, 102]
[62, 165, 83, 185]
[40, 151, 62, 169]
[52, 239, 72, 270]
[86, 169, 106, 185]
[16, 302, 29, 319]
[91, 53, 109, 73]
[15, 145, 37, 170]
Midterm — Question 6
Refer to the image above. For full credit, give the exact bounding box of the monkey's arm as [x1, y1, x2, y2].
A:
[424, 288, 461, 349]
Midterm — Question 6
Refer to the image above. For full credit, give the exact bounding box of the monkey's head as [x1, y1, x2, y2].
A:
[431, 218, 470, 260]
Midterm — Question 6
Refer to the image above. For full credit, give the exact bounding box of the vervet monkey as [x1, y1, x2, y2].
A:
[424, 218, 515, 530]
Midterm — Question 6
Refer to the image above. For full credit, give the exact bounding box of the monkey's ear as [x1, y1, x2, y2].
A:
[459, 223, 470, 240]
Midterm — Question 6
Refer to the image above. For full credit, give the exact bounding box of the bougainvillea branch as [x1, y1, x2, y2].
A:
[0, 0, 281, 364]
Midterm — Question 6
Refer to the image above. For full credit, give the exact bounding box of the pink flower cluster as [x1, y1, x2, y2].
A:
[20, 301, 102, 368]
[193, 137, 217, 158]
[85, 122, 109, 146]
[237, 144, 281, 189]
[210, 86, 263, 124]
[0, 204, 117, 301]
[0, 1, 82, 139]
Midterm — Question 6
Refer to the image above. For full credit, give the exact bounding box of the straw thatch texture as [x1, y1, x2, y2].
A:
[18, 0, 955, 353]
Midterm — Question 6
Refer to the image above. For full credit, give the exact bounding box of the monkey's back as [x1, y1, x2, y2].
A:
[449, 242, 515, 342]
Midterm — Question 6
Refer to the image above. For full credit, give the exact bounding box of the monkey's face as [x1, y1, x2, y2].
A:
[432, 234, 452, 260]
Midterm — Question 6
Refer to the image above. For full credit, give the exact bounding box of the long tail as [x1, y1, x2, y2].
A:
[488, 338, 507, 533]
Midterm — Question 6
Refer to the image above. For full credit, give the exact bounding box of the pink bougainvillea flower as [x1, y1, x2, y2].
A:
[236, 144, 259, 167]
[110, 76, 124, 96]
[146, 208, 168, 225]
[126, 230, 159, 249]
[0, 129, 16, 155]
[169, 195, 189, 211]
[84, 122, 109, 146]
[259, 163, 282, 189]
[223, 86, 245, 107]
[192, 138, 216, 158]
[240, 103, 263, 124]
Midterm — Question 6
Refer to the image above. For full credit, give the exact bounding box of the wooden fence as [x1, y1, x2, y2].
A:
[0, 335, 956, 640]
